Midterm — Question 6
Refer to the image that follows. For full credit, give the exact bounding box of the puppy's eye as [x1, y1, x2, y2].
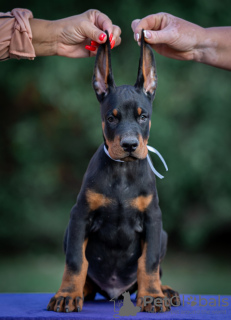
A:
[107, 116, 114, 123]
[140, 114, 148, 121]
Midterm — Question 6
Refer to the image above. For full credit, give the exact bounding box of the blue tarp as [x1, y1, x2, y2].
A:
[0, 293, 230, 320]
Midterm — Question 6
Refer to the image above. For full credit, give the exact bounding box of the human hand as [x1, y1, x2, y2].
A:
[30, 9, 121, 58]
[131, 13, 205, 61]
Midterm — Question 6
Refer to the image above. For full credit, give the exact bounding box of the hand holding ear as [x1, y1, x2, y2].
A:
[131, 13, 205, 61]
[30, 9, 121, 58]
[132, 12, 231, 70]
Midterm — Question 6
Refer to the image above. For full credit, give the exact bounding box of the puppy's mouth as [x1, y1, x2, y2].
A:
[122, 155, 138, 162]
[121, 150, 145, 162]
[109, 151, 146, 162]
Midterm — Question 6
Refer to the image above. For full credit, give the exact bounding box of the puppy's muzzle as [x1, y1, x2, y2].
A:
[120, 137, 139, 153]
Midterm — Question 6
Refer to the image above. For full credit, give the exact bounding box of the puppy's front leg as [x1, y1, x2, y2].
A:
[137, 204, 170, 313]
[47, 201, 89, 313]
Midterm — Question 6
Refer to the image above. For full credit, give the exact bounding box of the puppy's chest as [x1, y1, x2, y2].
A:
[86, 186, 153, 216]
[85, 160, 156, 237]
[86, 188, 153, 240]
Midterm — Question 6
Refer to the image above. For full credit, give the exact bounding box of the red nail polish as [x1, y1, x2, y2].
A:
[85, 45, 96, 52]
[99, 33, 106, 41]
[109, 33, 113, 42]
[110, 40, 115, 49]
[91, 40, 99, 47]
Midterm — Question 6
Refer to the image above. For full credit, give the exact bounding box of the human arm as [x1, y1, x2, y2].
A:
[131, 13, 231, 71]
[30, 9, 121, 58]
[0, 8, 121, 60]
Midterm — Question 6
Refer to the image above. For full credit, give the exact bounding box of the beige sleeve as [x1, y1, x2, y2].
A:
[0, 8, 36, 60]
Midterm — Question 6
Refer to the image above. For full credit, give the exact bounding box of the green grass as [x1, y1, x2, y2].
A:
[0, 252, 230, 295]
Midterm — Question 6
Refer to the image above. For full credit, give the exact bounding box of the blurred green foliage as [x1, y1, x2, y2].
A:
[1, 0, 231, 260]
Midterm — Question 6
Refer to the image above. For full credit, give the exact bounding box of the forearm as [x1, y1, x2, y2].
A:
[29, 18, 58, 56]
[194, 27, 231, 70]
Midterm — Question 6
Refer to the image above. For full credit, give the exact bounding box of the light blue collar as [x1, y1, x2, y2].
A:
[103, 144, 168, 179]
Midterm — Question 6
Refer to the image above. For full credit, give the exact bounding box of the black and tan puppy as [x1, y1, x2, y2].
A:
[47, 31, 180, 313]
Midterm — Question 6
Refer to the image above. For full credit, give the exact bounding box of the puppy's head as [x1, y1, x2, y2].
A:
[93, 30, 157, 161]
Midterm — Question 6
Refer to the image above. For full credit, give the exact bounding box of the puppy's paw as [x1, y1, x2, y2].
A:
[161, 285, 181, 306]
[137, 295, 171, 313]
[47, 293, 83, 312]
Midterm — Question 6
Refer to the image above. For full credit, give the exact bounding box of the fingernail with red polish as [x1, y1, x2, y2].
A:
[99, 33, 106, 41]
[85, 45, 96, 52]
[110, 40, 115, 49]
[91, 40, 99, 47]
[109, 33, 113, 42]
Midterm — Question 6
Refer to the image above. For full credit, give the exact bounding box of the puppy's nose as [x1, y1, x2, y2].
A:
[120, 137, 139, 152]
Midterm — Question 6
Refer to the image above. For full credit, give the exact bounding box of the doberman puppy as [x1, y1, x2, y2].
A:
[47, 31, 180, 313]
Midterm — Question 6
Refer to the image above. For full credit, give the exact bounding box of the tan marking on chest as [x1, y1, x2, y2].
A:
[86, 189, 113, 211]
[130, 195, 153, 212]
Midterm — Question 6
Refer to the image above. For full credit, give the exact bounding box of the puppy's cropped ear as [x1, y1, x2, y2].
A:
[135, 30, 157, 101]
[93, 30, 116, 102]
